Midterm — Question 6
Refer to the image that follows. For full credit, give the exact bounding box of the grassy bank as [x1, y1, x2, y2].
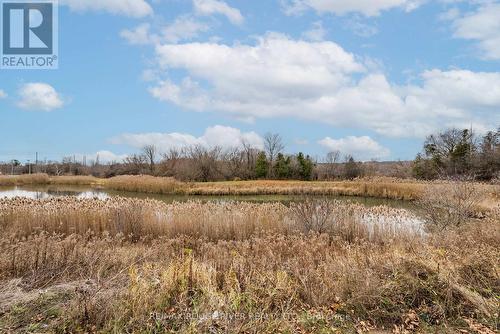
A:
[0, 197, 498, 333]
[185, 179, 426, 199]
[103, 176, 429, 200]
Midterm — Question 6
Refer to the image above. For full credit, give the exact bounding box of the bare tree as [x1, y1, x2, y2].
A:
[142, 145, 157, 174]
[241, 139, 255, 171]
[223, 147, 245, 179]
[124, 154, 147, 175]
[188, 145, 223, 181]
[264, 133, 285, 177]
[160, 148, 182, 176]
[325, 150, 340, 180]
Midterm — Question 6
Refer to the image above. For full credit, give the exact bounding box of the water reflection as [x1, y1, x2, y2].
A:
[0, 189, 52, 200]
[0, 187, 109, 200]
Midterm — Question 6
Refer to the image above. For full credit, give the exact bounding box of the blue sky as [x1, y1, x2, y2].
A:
[0, 0, 499, 163]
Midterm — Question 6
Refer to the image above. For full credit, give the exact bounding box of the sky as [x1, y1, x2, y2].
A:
[0, 0, 499, 163]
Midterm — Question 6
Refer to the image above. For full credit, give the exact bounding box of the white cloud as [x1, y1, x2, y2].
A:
[344, 17, 379, 37]
[153, 32, 365, 95]
[193, 0, 244, 25]
[450, 3, 500, 60]
[94, 151, 127, 163]
[406, 69, 500, 109]
[302, 21, 327, 41]
[148, 34, 500, 138]
[17, 83, 64, 112]
[162, 16, 210, 43]
[318, 136, 390, 160]
[121, 23, 155, 45]
[111, 125, 264, 152]
[73, 151, 127, 164]
[121, 17, 210, 45]
[282, 0, 425, 16]
[439, 7, 460, 21]
[0, 90, 7, 99]
[60, 0, 153, 18]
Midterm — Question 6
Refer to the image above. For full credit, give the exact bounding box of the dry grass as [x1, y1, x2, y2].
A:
[0, 196, 498, 333]
[0, 174, 97, 187]
[0, 197, 421, 243]
[49, 175, 100, 186]
[0, 174, 50, 187]
[104, 175, 185, 194]
[185, 178, 427, 200]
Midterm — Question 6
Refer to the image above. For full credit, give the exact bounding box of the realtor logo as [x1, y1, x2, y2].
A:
[1, 0, 58, 69]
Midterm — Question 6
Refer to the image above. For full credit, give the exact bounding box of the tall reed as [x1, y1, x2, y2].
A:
[0, 196, 498, 333]
[0, 197, 423, 243]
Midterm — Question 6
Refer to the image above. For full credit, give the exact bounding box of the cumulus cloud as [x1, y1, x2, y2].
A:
[60, 0, 153, 18]
[110, 125, 264, 152]
[318, 136, 390, 160]
[17, 83, 64, 112]
[147, 34, 499, 138]
[450, 3, 500, 60]
[0, 90, 7, 99]
[282, 0, 425, 16]
[193, 0, 244, 25]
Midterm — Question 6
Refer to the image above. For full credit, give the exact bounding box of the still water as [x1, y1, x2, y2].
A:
[0, 185, 416, 210]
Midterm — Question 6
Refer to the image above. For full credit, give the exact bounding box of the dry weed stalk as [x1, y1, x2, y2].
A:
[418, 178, 485, 230]
[0, 194, 498, 333]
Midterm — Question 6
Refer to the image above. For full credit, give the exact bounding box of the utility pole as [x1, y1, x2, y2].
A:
[27, 160, 31, 175]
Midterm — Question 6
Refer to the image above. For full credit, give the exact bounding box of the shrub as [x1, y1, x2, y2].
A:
[418, 178, 484, 230]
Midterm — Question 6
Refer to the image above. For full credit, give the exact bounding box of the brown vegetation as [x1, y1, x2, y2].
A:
[0, 194, 498, 333]
[0, 173, 50, 187]
[184, 178, 426, 200]
[0, 174, 98, 187]
[49, 175, 100, 186]
[104, 175, 184, 195]
[3, 174, 500, 211]
[0, 197, 420, 242]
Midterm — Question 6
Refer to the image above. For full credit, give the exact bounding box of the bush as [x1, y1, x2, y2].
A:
[418, 178, 484, 231]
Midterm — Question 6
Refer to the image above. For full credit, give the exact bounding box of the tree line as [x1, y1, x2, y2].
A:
[1, 128, 498, 182]
[412, 127, 499, 180]
[123, 133, 316, 181]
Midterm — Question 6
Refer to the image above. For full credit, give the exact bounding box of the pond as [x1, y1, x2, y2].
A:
[0, 185, 417, 210]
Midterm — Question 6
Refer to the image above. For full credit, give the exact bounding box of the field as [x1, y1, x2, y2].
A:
[0, 176, 499, 333]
